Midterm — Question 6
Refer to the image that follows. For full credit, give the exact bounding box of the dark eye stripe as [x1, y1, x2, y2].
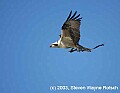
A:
[54, 44, 58, 46]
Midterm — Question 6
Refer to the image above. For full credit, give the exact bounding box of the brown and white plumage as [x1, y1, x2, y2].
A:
[61, 11, 81, 48]
[50, 11, 104, 52]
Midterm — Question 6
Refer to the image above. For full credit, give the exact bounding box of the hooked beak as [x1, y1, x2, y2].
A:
[50, 45, 52, 47]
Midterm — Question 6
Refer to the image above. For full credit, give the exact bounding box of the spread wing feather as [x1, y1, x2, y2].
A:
[66, 11, 72, 21]
[61, 11, 82, 45]
[70, 11, 77, 20]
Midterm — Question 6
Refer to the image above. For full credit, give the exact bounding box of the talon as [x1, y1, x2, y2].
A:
[68, 48, 74, 53]
[69, 48, 77, 53]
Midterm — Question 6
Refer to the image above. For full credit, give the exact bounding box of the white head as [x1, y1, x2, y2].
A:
[50, 41, 59, 48]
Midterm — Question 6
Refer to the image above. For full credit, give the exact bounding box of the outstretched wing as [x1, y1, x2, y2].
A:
[61, 11, 82, 46]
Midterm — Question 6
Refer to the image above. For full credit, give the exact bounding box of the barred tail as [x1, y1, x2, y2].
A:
[92, 44, 104, 50]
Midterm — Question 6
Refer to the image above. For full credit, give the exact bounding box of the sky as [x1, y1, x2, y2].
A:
[0, 0, 120, 93]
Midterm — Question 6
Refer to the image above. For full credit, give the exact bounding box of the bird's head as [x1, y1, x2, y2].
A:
[50, 41, 59, 48]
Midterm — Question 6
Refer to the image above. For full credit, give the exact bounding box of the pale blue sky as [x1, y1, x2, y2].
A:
[0, 0, 120, 93]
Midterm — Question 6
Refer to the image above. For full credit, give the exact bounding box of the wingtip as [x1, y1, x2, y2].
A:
[66, 10, 82, 21]
[102, 44, 104, 46]
[75, 11, 77, 14]
[70, 11, 77, 20]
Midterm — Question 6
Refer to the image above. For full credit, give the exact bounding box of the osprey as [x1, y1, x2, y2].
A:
[50, 11, 104, 53]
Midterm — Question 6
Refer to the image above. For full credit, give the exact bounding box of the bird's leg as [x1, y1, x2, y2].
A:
[69, 48, 74, 53]
[69, 48, 77, 53]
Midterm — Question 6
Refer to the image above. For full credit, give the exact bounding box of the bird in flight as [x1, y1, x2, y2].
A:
[50, 11, 104, 53]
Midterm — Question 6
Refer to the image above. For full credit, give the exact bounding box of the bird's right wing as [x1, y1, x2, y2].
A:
[61, 11, 82, 45]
